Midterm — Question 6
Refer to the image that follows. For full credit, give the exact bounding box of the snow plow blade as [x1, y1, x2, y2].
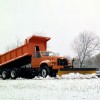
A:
[57, 68, 97, 77]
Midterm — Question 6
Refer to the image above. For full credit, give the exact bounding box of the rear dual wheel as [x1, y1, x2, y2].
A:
[1, 69, 10, 80]
[10, 69, 19, 79]
[1, 69, 19, 80]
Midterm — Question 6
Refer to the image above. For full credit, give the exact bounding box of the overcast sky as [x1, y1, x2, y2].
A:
[0, 0, 100, 57]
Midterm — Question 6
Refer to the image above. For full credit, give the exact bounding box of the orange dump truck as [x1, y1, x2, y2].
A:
[0, 35, 71, 79]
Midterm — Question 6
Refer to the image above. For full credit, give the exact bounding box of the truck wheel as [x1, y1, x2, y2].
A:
[10, 69, 18, 79]
[1, 69, 10, 80]
[41, 66, 50, 78]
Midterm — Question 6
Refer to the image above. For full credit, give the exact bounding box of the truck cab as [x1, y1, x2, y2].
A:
[0, 35, 71, 79]
[31, 51, 70, 77]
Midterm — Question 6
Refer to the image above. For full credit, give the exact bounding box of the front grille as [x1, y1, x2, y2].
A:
[57, 58, 68, 66]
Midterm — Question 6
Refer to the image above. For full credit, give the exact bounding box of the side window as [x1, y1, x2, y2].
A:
[34, 52, 41, 58]
[34, 46, 40, 58]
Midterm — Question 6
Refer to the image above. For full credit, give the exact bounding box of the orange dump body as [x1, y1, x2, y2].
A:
[0, 36, 50, 67]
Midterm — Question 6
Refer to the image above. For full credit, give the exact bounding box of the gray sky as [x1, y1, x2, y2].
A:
[0, 0, 100, 57]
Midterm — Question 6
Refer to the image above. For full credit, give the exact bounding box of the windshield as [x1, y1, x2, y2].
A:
[41, 52, 56, 56]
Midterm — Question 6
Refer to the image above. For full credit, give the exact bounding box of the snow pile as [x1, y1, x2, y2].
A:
[33, 73, 98, 80]
[33, 76, 53, 80]
[58, 73, 98, 79]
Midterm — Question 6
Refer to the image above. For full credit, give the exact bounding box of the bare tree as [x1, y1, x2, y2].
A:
[5, 37, 23, 52]
[85, 57, 95, 68]
[72, 31, 100, 68]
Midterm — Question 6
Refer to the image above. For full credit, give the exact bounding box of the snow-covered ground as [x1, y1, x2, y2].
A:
[0, 73, 100, 100]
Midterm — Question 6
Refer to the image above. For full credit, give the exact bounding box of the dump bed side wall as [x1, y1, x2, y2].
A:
[0, 41, 46, 66]
[0, 36, 49, 67]
[0, 44, 29, 66]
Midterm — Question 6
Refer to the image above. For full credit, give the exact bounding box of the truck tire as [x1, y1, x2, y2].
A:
[1, 69, 10, 80]
[41, 66, 50, 78]
[10, 69, 19, 79]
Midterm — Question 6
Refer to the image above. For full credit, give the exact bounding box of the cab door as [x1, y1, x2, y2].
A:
[32, 52, 43, 68]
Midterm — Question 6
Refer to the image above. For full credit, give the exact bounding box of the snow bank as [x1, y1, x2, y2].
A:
[32, 73, 98, 80]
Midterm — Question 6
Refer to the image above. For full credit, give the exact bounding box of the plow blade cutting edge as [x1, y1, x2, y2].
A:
[57, 68, 97, 77]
